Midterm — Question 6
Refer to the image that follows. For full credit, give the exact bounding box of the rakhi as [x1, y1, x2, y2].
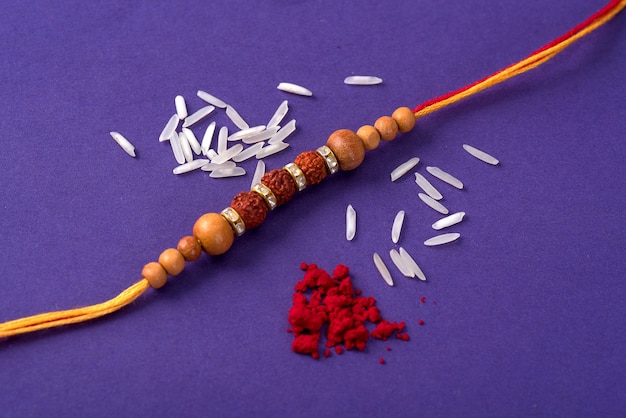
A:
[1, 0, 624, 339]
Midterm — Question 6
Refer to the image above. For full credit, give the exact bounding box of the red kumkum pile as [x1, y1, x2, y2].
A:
[288, 263, 409, 359]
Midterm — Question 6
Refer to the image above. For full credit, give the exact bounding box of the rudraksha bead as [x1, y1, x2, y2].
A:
[231, 191, 269, 229]
[294, 150, 327, 185]
[261, 169, 297, 206]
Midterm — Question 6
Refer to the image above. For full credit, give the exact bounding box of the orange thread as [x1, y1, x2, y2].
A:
[0, 0, 624, 340]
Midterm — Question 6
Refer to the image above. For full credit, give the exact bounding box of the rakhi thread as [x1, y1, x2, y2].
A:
[1, 0, 624, 340]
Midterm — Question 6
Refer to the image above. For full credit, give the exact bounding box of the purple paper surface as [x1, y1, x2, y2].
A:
[1, 1, 625, 416]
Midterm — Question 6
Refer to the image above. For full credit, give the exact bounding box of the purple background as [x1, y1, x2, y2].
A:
[1, 1, 624, 416]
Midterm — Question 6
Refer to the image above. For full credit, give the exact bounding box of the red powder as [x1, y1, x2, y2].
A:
[418, 319, 425, 326]
[386, 346, 392, 351]
[420, 296, 426, 303]
[289, 263, 409, 359]
[379, 357, 385, 365]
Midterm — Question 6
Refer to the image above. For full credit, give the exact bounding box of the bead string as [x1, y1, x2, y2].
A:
[1, 0, 624, 339]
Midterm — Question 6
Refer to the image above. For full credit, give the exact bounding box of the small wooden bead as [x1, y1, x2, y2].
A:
[142, 262, 167, 289]
[193, 213, 235, 256]
[326, 129, 365, 171]
[374, 116, 398, 141]
[356, 125, 380, 151]
[392, 107, 416, 133]
[159, 248, 185, 276]
[177, 236, 202, 262]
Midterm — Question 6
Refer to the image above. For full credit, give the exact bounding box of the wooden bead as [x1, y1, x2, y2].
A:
[374, 116, 398, 141]
[392, 107, 416, 133]
[177, 236, 202, 262]
[326, 129, 365, 171]
[193, 213, 235, 256]
[159, 248, 185, 276]
[142, 262, 167, 289]
[356, 125, 380, 151]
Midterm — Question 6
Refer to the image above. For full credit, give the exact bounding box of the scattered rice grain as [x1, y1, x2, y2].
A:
[392, 210, 405, 244]
[414, 172, 443, 200]
[268, 119, 296, 144]
[110, 131, 136, 157]
[201, 121, 216, 156]
[169, 131, 185, 164]
[225, 105, 250, 130]
[211, 143, 244, 165]
[424, 232, 461, 246]
[175, 95, 188, 120]
[426, 166, 464, 189]
[178, 130, 193, 163]
[183, 105, 215, 128]
[217, 126, 229, 154]
[373, 253, 394, 286]
[242, 126, 280, 144]
[250, 160, 265, 188]
[432, 212, 465, 230]
[391, 157, 420, 181]
[159, 114, 179, 142]
[205, 149, 218, 161]
[197, 90, 227, 108]
[390, 249, 414, 278]
[228, 125, 266, 142]
[173, 159, 210, 175]
[232, 142, 265, 162]
[344, 76, 383, 85]
[182, 127, 202, 154]
[418, 193, 449, 215]
[399, 247, 426, 281]
[256, 142, 290, 159]
[277, 82, 313, 97]
[200, 161, 237, 171]
[209, 167, 246, 178]
[346, 204, 356, 241]
[267, 100, 289, 128]
[463, 144, 499, 165]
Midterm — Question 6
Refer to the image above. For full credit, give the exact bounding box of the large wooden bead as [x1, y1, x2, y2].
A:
[326, 129, 365, 171]
[159, 248, 185, 276]
[392, 107, 416, 133]
[374, 116, 398, 141]
[142, 262, 168, 289]
[193, 213, 235, 255]
[177, 236, 202, 262]
[356, 125, 380, 151]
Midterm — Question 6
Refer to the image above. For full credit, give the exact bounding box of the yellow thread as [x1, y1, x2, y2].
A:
[415, 0, 626, 119]
[0, 279, 149, 338]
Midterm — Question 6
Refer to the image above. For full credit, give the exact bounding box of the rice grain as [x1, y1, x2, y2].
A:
[418, 193, 449, 215]
[373, 252, 394, 286]
[232, 142, 264, 162]
[175, 95, 188, 120]
[390, 249, 414, 278]
[182, 127, 202, 154]
[209, 167, 246, 178]
[183, 105, 215, 128]
[110, 131, 136, 157]
[211, 144, 244, 165]
[424, 233, 461, 246]
[344, 76, 383, 85]
[226, 105, 250, 130]
[159, 114, 180, 142]
[414, 172, 443, 200]
[228, 125, 266, 142]
[169, 131, 185, 164]
[391, 157, 420, 181]
[277, 82, 313, 97]
[173, 159, 210, 175]
[217, 126, 229, 154]
[268, 119, 296, 144]
[399, 247, 426, 281]
[267, 100, 289, 128]
[256, 142, 290, 159]
[200, 161, 237, 171]
[178, 130, 193, 163]
[426, 166, 464, 189]
[197, 90, 227, 108]
[432, 212, 466, 230]
[242, 126, 280, 144]
[250, 160, 265, 189]
[463, 144, 499, 165]
[201, 121, 216, 156]
[392, 210, 405, 244]
[346, 204, 356, 241]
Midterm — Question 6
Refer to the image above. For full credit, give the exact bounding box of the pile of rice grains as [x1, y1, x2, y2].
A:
[288, 263, 426, 364]
[111, 78, 499, 363]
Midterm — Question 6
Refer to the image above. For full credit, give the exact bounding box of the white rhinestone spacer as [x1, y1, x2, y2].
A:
[220, 207, 245, 236]
[251, 183, 277, 210]
[283, 162, 307, 192]
[316, 145, 338, 174]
